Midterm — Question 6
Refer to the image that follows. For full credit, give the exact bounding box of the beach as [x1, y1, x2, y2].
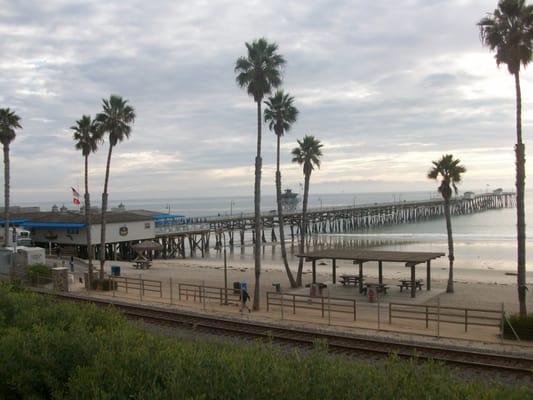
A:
[88, 255, 531, 314]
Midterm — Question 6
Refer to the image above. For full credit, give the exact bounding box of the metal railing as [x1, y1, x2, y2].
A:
[266, 292, 357, 321]
[111, 276, 162, 297]
[389, 302, 502, 333]
[177, 283, 241, 305]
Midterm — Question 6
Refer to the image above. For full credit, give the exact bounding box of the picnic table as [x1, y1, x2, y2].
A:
[133, 260, 152, 270]
[362, 282, 389, 295]
[398, 279, 423, 292]
[339, 274, 363, 286]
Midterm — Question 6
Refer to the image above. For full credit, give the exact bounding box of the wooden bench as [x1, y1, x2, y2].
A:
[398, 280, 423, 292]
[361, 283, 389, 295]
[339, 275, 362, 286]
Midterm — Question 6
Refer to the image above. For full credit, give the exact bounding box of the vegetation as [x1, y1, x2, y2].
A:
[26, 263, 52, 280]
[292, 136, 323, 286]
[0, 108, 22, 248]
[427, 154, 466, 293]
[71, 115, 103, 289]
[479, 0, 533, 317]
[95, 95, 136, 280]
[0, 285, 530, 399]
[235, 38, 286, 308]
[503, 313, 533, 340]
[264, 90, 299, 288]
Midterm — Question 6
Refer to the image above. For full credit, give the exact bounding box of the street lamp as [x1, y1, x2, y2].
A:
[319, 197, 323, 210]
[353, 195, 356, 208]
[217, 228, 228, 304]
[230, 200, 235, 216]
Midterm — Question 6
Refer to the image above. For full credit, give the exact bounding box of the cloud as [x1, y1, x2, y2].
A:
[0, 0, 530, 206]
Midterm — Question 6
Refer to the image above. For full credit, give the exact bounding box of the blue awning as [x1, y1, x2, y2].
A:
[22, 222, 86, 229]
[0, 218, 29, 225]
[153, 214, 186, 221]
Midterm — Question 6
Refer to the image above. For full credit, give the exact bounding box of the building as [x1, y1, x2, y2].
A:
[0, 210, 183, 261]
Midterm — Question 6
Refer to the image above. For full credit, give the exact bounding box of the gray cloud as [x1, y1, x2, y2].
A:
[0, 0, 530, 205]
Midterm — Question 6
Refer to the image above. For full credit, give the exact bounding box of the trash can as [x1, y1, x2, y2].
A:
[318, 283, 327, 296]
[272, 283, 281, 293]
[233, 281, 241, 294]
[367, 285, 376, 303]
[111, 265, 121, 277]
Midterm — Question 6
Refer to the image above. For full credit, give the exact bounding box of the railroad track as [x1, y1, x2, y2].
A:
[45, 291, 533, 377]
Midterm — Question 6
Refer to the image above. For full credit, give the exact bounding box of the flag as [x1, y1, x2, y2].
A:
[72, 187, 80, 206]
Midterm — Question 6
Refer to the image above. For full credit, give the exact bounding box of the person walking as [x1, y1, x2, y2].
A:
[69, 256, 74, 273]
[240, 286, 251, 313]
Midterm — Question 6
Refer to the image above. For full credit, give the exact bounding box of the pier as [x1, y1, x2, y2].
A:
[154, 192, 515, 258]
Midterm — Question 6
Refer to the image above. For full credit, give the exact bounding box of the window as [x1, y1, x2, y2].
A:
[145, 223, 151, 229]
[66, 228, 79, 234]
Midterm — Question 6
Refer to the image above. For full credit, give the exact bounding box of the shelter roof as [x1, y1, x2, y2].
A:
[296, 249, 445, 264]
[3, 210, 154, 225]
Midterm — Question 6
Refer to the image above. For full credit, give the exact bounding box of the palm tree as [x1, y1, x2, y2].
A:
[264, 90, 298, 288]
[0, 108, 22, 247]
[427, 154, 466, 293]
[479, 0, 533, 316]
[71, 115, 103, 288]
[95, 95, 135, 280]
[235, 38, 285, 309]
[292, 135, 323, 286]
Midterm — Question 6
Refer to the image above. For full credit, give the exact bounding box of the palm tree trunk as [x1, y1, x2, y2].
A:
[275, 134, 296, 288]
[514, 71, 527, 317]
[253, 100, 262, 310]
[444, 198, 454, 293]
[296, 171, 310, 286]
[3, 144, 9, 248]
[99, 145, 113, 281]
[84, 155, 93, 288]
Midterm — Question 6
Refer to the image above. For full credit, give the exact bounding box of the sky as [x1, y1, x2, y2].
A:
[1, 0, 532, 206]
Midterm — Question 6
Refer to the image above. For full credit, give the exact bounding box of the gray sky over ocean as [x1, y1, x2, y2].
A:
[1, 0, 532, 205]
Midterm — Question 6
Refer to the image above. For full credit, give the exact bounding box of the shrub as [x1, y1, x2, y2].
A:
[0, 285, 530, 399]
[27, 264, 52, 285]
[503, 313, 533, 340]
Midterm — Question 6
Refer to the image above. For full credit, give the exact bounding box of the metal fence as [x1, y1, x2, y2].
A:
[177, 282, 241, 305]
[389, 302, 503, 333]
[111, 276, 163, 298]
[266, 292, 357, 321]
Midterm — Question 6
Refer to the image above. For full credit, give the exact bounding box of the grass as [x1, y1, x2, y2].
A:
[0, 283, 530, 399]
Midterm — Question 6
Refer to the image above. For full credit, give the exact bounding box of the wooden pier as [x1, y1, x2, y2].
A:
[154, 192, 514, 258]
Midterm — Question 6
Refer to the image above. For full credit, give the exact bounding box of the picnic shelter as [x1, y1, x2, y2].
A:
[296, 249, 445, 298]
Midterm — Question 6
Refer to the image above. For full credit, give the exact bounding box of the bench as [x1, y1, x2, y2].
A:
[398, 280, 423, 292]
[361, 284, 389, 296]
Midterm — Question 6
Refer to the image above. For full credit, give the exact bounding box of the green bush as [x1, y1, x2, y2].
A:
[503, 313, 533, 340]
[90, 278, 117, 291]
[27, 263, 52, 285]
[0, 284, 530, 399]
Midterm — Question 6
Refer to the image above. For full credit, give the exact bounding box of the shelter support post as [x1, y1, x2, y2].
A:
[332, 259, 336, 284]
[378, 261, 383, 285]
[312, 259, 317, 284]
[358, 261, 363, 294]
[410, 263, 416, 298]
[426, 260, 431, 291]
